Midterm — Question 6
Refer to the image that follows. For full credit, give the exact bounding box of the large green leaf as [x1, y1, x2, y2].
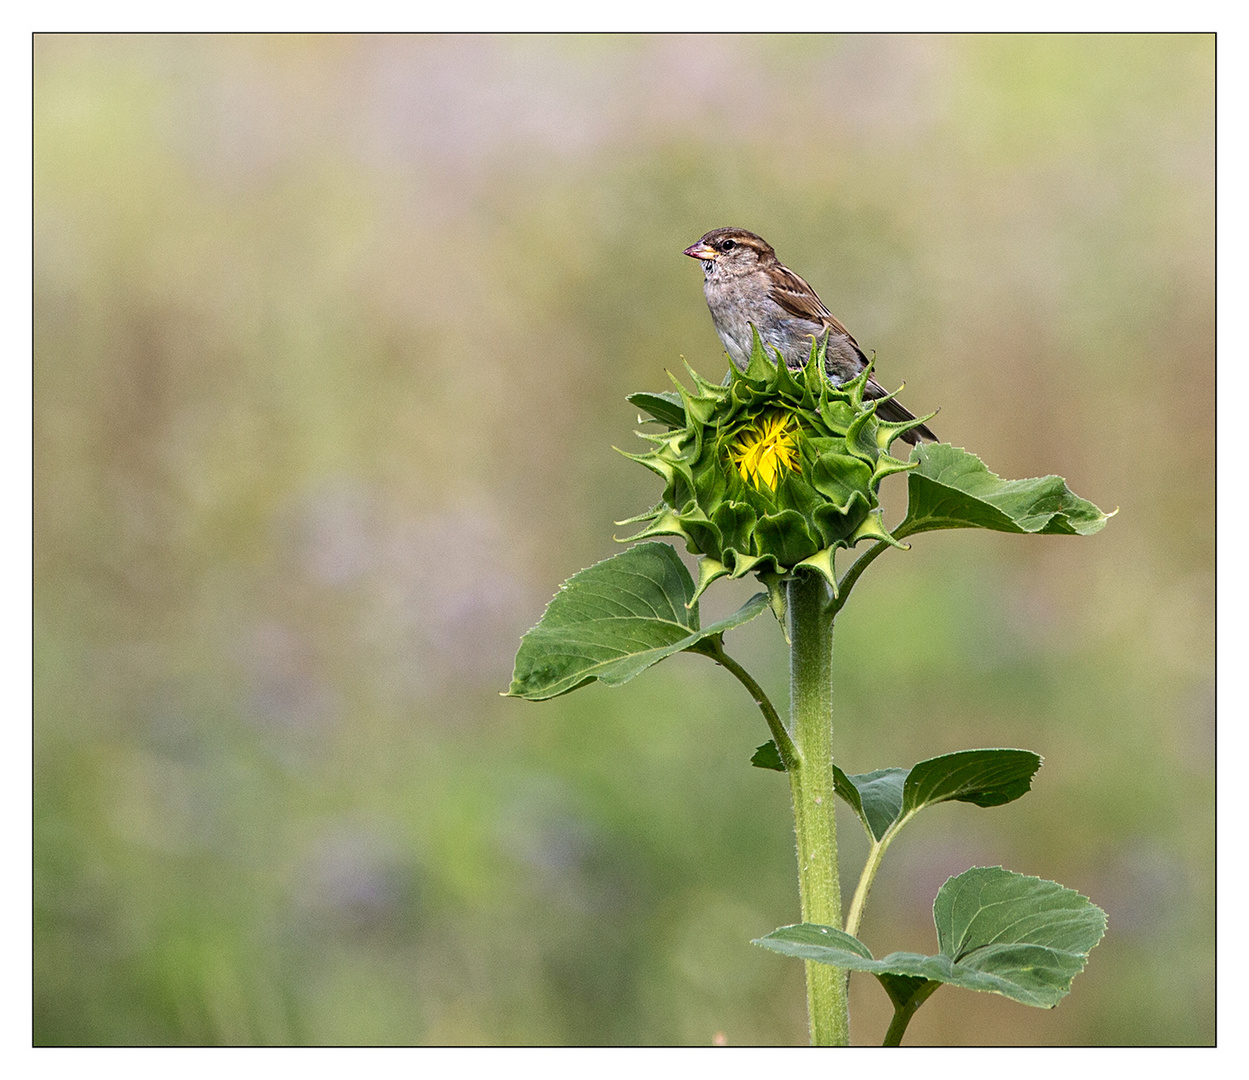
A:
[750, 748, 1043, 836]
[506, 542, 766, 700]
[837, 749, 1043, 842]
[904, 748, 1041, 812]
[900, 443, 1111, 537]
[754, 866, 1106, 1009]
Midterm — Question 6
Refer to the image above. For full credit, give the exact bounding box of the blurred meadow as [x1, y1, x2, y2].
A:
[33, 34, 1213, 1045]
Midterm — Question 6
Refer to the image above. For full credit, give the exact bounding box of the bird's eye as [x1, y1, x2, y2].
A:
[718, 239, 736, 251]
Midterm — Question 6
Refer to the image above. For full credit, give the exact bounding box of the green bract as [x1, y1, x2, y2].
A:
[618, 333, 932, 607]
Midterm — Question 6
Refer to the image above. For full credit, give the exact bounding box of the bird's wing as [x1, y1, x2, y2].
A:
[768, 264, 862, 348]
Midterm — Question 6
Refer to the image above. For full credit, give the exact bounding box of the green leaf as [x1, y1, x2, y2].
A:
[750, 741, 786, 771]
[751, 748, 1041, 843]
[758, 922, 874, 961]
[506, 543, 767, 700]
[901, 443, 1111, 537]
[904, 748, 1042, 813]
[627, 390, 686, 428]
[836, 768, 908, 841]
[754, 866, 1107, 1009]
[834, 750, 1042, 842]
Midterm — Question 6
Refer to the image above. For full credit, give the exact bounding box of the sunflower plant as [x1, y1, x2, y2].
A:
[507, 333, 1111, 1046]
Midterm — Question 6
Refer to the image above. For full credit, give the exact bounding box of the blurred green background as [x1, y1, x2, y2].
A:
[34, 34, 1213, 1046]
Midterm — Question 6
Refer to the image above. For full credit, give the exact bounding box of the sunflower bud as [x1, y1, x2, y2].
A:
[618, 333, 925, 610]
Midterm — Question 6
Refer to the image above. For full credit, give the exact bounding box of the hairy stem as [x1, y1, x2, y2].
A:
[845, 809, 915, 941]
[695, 637, 797, 769]
[844, 839, 886, 941]
[830, 539, 890, 618]
[786, 572, 849, 1046]
[831, 513, 922, 619]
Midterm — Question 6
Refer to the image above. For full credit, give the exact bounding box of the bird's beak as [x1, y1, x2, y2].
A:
[684, 242, 717, 260]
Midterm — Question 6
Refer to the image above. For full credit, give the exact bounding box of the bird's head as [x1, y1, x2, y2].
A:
[683, 228, 777, 278]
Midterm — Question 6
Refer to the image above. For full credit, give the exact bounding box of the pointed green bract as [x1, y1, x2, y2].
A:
[627, 390, 686, 429]
[619, 335, 921, 589]
[901, 443, 1112, 537]
[754, 866, 1107, 1010]
[505, 543, 767, 700]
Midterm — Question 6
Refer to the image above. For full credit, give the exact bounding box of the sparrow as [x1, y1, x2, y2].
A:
[683, 227, 936, 444]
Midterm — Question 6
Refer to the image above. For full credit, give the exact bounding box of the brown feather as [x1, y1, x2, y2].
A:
[768, 266, 865, 359]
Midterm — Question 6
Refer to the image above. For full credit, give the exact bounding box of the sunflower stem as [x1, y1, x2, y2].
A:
[695, 637, 798, 769]
[786, 571, 849, 1046]
[830, 539, 890, 618]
